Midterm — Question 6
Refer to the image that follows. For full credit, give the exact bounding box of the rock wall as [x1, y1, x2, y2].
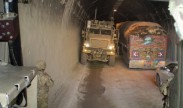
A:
[18, 0, 86, 107]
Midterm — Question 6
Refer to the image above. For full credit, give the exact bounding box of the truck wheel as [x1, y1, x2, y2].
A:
[156, 74, 161, 87]
[108, 55, 115, 66]
[81, 53, 87, 65]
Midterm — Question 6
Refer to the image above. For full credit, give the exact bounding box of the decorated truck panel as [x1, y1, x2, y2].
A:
[118, 21, 167, 69]
[129, 35, 167, 68]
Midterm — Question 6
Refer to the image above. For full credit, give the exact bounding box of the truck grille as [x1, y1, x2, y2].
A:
[90, 39, 109, 48]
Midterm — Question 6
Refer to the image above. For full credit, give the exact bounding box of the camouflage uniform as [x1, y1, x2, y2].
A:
[36, 61, 54, 108]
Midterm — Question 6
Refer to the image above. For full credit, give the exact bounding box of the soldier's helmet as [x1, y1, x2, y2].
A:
[36, 60, 46, 71]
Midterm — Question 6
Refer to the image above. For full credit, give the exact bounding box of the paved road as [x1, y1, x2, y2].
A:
[77, 57, 163, 108]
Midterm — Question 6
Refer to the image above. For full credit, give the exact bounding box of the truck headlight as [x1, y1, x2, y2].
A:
[84, 42, 90, 47]
[108, 44, 114, 50]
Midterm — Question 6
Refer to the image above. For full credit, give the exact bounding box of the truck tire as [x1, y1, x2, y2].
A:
[81, 53, 87, 65]
[108, 55, 115, 66]
[156, 74, 161, 88]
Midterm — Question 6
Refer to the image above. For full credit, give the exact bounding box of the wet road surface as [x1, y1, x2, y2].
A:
[77, 57, 163, 108]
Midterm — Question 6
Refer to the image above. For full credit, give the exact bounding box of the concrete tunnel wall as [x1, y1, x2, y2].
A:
[18, 0, 87, 107]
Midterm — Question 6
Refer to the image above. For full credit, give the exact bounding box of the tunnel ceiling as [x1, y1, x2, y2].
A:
[115, 0, 170, 23]
[80, 0, 170, 23]
[80, 0, 117, 20]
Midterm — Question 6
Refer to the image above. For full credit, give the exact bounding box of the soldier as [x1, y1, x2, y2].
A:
[36, 60, 54, 108]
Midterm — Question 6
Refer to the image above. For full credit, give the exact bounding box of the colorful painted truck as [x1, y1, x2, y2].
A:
[117, 21, 167, 69]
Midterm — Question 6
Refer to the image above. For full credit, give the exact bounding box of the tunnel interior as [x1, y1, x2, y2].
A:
[83, 0, 177, 60]
[81, 0, 177, 61]
[80, 0, 171, 22]
[80, 0, 177, 61]
[1, 0, 179, 107]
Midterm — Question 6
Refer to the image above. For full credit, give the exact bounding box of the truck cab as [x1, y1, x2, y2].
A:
[81, 20, 118, 66]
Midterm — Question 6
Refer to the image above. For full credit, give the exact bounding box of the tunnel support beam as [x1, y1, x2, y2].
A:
[177, 41, 183, 108]
[169, 41, 183, 108]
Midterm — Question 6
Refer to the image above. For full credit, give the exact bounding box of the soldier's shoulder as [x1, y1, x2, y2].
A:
[43, 72, 51, 78]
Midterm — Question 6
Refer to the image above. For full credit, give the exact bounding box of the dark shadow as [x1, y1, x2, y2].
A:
[79, 62, 115, 108]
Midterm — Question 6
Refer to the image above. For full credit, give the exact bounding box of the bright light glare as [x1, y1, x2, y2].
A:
[113, 9, 117, 12]
[84, 42, 90, 47]
[108, 45, 114, 50]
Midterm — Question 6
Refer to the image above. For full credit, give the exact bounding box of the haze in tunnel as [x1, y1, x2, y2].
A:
[17, 0, 178, 108]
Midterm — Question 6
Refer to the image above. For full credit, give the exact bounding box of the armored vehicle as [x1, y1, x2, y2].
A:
[81, 20, 118, 66]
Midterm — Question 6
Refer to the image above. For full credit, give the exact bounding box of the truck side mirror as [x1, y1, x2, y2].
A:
[82, 30, 85, 35]
[113, 34, 118, 41]
[114, 34, 117, 38]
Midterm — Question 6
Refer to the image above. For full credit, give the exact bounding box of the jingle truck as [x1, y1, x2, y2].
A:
[117, 21, 167, 69]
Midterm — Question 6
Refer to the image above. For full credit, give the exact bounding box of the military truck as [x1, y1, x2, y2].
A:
[81, 20, 118, 66]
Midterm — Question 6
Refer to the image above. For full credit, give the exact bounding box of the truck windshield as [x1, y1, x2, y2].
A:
[101, 29, 111, 35]
[89, 29, 100, 34]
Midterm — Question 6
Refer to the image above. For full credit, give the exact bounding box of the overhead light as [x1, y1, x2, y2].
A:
[113, 9, 117, 12]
